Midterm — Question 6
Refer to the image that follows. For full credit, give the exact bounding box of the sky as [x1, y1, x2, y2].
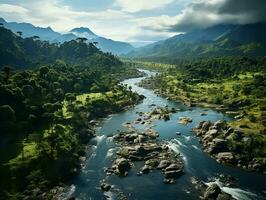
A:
[0, 0, 265, 46]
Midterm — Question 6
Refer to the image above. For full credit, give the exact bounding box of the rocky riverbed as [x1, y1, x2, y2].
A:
[193, 120, 266, 174]
[63, 70, 266, 200]
[105, 128, 184, 184]
[191, 177, 236, 200]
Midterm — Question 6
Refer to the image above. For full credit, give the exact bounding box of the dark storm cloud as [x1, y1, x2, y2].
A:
[169, 0, 266, 32]
[218, 0, 266, 22]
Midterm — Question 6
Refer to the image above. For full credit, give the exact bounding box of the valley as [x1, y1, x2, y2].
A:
[0, 3, 266, 199]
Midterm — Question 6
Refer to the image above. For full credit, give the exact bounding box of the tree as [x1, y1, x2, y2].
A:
[16, 31, 22, 37]
[32, 35, 40, 40]
[0, 105, 16, 122]
[2, 66, 12, 83]
[39, 66, 49, 77]
[76, 37, 88, 43]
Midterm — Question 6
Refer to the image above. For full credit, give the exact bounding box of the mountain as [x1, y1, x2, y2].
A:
[56, 33, 77, 43]
[126, 23, 266, 59]
[70, 27, 98, 39]
[0, 26, 122, 69]
[69, 28, 134, 55]
[0, 18, 135, 55]
[217, 23, 266, 44]
[0, 17, 61, 41]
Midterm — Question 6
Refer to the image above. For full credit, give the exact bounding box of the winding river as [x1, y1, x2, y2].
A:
[64, 70, 266, 200]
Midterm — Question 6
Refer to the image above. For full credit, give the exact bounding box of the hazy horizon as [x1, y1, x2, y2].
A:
[0, 0, 265, 46]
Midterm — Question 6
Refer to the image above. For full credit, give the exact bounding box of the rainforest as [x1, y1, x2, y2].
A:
[0, 0, 266, 200]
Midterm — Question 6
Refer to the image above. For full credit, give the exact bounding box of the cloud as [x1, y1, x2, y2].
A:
[0, 4, 28, 15]
[113, 0, 174, 13]
[218, 0, 266, 23]
[0, 1, 132, 32]
[0, 0, 179, 45]
[1, 0, 264, 45]
[0, 4, 30, 21]
[139, 0, 266, 32]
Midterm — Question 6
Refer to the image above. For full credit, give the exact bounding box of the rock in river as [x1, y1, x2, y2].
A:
[100, 182, 111, 192]
[178, 117, 193, 125]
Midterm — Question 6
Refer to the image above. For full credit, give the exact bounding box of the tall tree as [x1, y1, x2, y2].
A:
[16, 31, 23, 37]
[76, 37, 88, 43]
[2, 66, 12, 83]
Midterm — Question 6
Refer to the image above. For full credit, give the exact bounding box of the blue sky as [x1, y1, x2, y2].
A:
[0, 0, 192, 46]
[0, 0, 264, 46]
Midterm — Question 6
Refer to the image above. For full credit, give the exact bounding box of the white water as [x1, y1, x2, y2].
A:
[205, 179, 258, 200]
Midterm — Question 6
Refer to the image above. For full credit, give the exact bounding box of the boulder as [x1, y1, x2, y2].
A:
[203, 183, 221, 199]
[165, 164, 181, 172]
[115, 158, 130, 174]
[196, 121, 206, 129]
[138, 135, 146, 143]
[100, 183, 111, 192]
[140, 165, 151, 174]
[214, 120, 224, 129]
[163, 114, 170, 121]
[176, 132, 181, 136]
[225, 127, 234, 136]
[145, 129, 159, 138]
[157, 160, 170, 169]
[207, 129, 218, 136]
[164, 170, 183, 178]
[125, 134, 138, 142]
[163, 178, 175, 184]
[217, 152, 235, 164]
[145, 159, 159, 168]
[178, 117, 193, 125]
[208, 139, 228, 154]
[202, 121, 211, 132]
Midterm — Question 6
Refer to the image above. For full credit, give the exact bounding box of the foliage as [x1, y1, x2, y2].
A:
[0, 26, 144, 199]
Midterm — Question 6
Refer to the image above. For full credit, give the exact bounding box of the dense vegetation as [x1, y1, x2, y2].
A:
[138, 57, 266, 167]
[0, 27, 144, 199]
[126, 23, 266, 61]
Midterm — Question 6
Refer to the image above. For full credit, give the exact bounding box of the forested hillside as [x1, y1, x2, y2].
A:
[126, 23, 266, 61]
[0, 18, 135, 55]
[0, 27, 144, 199]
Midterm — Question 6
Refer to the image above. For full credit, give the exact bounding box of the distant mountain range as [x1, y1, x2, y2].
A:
[0, 18, 134, 55]
[125, 23, 266, 59]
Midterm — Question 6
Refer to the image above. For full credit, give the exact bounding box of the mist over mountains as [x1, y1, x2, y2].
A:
[1, 17, 266, 59]
[0, 18, 134, 55]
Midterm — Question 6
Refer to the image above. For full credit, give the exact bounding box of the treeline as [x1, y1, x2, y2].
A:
[0, 27, 121, 69]
[0, 27, 144, 199]
[171, 56, 266, 80]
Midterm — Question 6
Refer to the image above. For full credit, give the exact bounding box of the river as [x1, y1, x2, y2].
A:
[64, 69, 266, 200]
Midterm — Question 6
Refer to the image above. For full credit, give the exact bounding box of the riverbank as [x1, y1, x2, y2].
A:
[138, 66, 266, 174]
[0, 65, 146, 200]
[64, 69, 266, 200]
[193, 120, 266, 174]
